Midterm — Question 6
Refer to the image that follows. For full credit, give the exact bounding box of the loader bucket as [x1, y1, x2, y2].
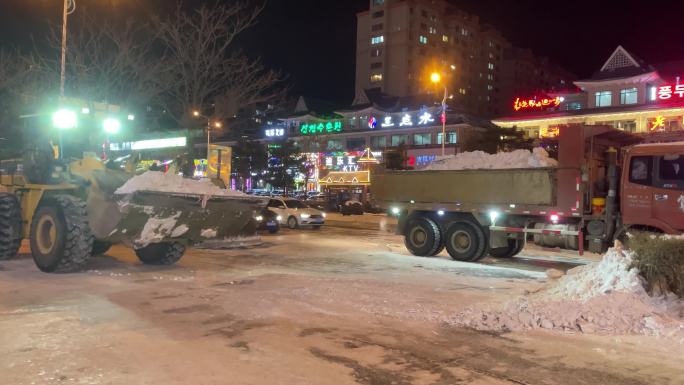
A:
[96, 191, 267, 248]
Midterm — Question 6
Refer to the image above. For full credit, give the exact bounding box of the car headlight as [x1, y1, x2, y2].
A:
[255, 215, 263, 222]
[300, 213, 310, 219]
[322, 212, 326, 218]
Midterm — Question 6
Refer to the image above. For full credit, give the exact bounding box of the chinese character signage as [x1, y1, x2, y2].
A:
[300, 121, 343, 135]
[513, 96, 561, 112]
[650, 116, 666, 131]
[377, 112, 437, 128]
[656, 84, 684, 100]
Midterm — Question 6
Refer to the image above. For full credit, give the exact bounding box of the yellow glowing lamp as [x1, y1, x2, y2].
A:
[430, 72, 441, 84]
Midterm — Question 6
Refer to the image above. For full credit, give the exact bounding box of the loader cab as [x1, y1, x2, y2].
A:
[621, 143, 684, 233]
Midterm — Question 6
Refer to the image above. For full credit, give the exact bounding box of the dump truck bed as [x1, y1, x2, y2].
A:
[372, 167, 558, 210]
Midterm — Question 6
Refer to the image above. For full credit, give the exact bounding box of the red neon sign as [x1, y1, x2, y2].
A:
[513, 96, 561, 112]
[656, 84, 684, 100]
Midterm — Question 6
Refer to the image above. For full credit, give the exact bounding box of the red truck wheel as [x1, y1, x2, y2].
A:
[404, 217, 442, 257]
[444, 221, 488, 262]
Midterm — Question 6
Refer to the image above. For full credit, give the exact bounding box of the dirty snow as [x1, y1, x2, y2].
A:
[170, 224, 189, 238]
[196, 235, 262, 249]
[115, 171, 247, 197]
[422, 147, 557, 170]
[201, 228, 218, 239]
[450, 247, 684, 335]
[135, 213, 181, 247]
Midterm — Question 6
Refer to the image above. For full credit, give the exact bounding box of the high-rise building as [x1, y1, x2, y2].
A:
[354, 0, 573, 118]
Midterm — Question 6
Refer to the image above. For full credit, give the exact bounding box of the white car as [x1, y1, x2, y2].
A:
[267, 198, 326, 229]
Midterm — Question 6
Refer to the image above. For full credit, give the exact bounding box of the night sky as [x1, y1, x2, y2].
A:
[2, 0, 684, 105]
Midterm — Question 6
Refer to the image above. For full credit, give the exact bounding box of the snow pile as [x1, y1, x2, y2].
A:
[115, 171, 246, 197]
[201, 228, 218, 239]
[450, 247, 684, 335]
[196, 235, 262, 250]
[422, 147, 557, 171]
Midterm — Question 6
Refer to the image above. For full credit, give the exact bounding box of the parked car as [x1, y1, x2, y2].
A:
[255, 208, 280, 234]
[340, 199, 364, 216]
[267, 198, 326, 229]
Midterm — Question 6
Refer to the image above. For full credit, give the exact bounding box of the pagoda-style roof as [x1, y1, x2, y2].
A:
[318, 171, 371, 186]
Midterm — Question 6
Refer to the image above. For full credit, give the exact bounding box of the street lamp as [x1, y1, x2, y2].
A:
[431, 72, 448, 156]
[192, 110, 222, 162]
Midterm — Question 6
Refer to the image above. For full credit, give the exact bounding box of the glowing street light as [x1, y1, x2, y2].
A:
[52, 109, 77, 130]
[431, 72, 448, 156]
[192, 110, 222, 162]
[103, 118, 121, 134]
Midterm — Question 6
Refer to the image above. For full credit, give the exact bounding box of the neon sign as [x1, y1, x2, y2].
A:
[265, 128, 285, 137]
[300, 121, 343, 135]
[514, 96, 561, 111]
[381, 116, 395, 128]
[650, 116, 666, 131]
[368, 117, 377, 129]
[656, 84, 684, 100]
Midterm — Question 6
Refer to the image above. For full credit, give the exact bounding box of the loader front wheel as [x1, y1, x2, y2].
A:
[0, 193, 22, 260]
[30, 195, 93, 273]
[92, 240, 112, 255]
[135, 242, 185, 265]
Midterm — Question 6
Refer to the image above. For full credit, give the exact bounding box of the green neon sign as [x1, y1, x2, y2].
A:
[300, 121, 343, 135]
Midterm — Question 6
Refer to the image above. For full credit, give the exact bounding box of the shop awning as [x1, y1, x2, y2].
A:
[318, 171, 371, 186]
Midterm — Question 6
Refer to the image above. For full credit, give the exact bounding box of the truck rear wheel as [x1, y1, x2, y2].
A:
[135, 242, 185, 265]
[29, 195, 93, 273]
[489, 239, 524, 258]
[444, 221, 487, 262]
[404, 217, 442, 257]
[0, 193, 22, 260]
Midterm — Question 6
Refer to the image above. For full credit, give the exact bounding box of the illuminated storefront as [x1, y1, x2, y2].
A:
[493, 46, 684, 142]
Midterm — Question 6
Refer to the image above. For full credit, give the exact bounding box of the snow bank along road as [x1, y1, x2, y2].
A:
[0, 226, 682, 385]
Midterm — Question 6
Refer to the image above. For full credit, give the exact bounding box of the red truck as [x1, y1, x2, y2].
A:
[372, 125, 684, 260]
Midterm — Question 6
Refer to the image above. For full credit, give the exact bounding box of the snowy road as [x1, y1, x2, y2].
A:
[0, 226, 682, 385]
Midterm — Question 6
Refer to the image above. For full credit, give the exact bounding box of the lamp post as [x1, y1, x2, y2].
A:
[60, 0, 76, 97]
[430, 72, 448, 156]
[193, 110, 222, 174]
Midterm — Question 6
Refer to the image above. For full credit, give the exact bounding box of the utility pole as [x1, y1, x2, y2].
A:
[60, 0, 75, 97]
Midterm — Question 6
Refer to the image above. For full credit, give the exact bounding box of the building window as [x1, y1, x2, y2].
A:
[370, 74, 383, 83]
[371, 23, 384, 31]
[566, 102, 582, 110]
[460, 28, 468, 36]
[346, 138, 366, 150]
[487, 62, 494, 70]
[327, 139, 344, 151]
[595, 91, 612, 107]
[442, 35, 449, 42]
[370, 135, 387, 148]
[413, 133, 432, 145]
[421, 9, 428, 17]
[371, 48, 382, 57]
[437, 132, 457, 144]
[429, 27, 437, 34]
[419, 36, 427, 44]
[372, 10, 384, 18]
[620, 88, 638, 105]
[614, 120, 637, 133]
[370, 62, 383, 69]
[373, 0, 385, 5]
[371, 35, 384, 45]
[391, 134, 409, 147]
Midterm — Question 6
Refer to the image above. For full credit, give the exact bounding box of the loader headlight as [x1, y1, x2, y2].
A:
[52, 109, 77, 130]
[276, 216, 282, 221]
[255, 215, 263, 222]
[391, 206, 401, 215]
[103, 118, 121, 134]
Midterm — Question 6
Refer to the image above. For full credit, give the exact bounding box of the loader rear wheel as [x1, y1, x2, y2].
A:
[404, 216, 442, 257]
[0, 193, 22, 260]
[30, 195, 93, 273]
[444, 221, 487, 262]
[489, 239, 524, 258]
[135, 242, 185, 265]
[92, 240, 112, 255]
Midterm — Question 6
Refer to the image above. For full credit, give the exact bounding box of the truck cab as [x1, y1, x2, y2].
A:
[622, 143, 684, 234]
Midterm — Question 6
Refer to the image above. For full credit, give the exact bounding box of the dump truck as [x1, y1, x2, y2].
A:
[372, 125, 684, 261]
[0, 102, 265, 273]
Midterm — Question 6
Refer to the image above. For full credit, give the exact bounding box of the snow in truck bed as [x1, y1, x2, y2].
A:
[115, 171, 247, 197]
[422, 147, 558, 171]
